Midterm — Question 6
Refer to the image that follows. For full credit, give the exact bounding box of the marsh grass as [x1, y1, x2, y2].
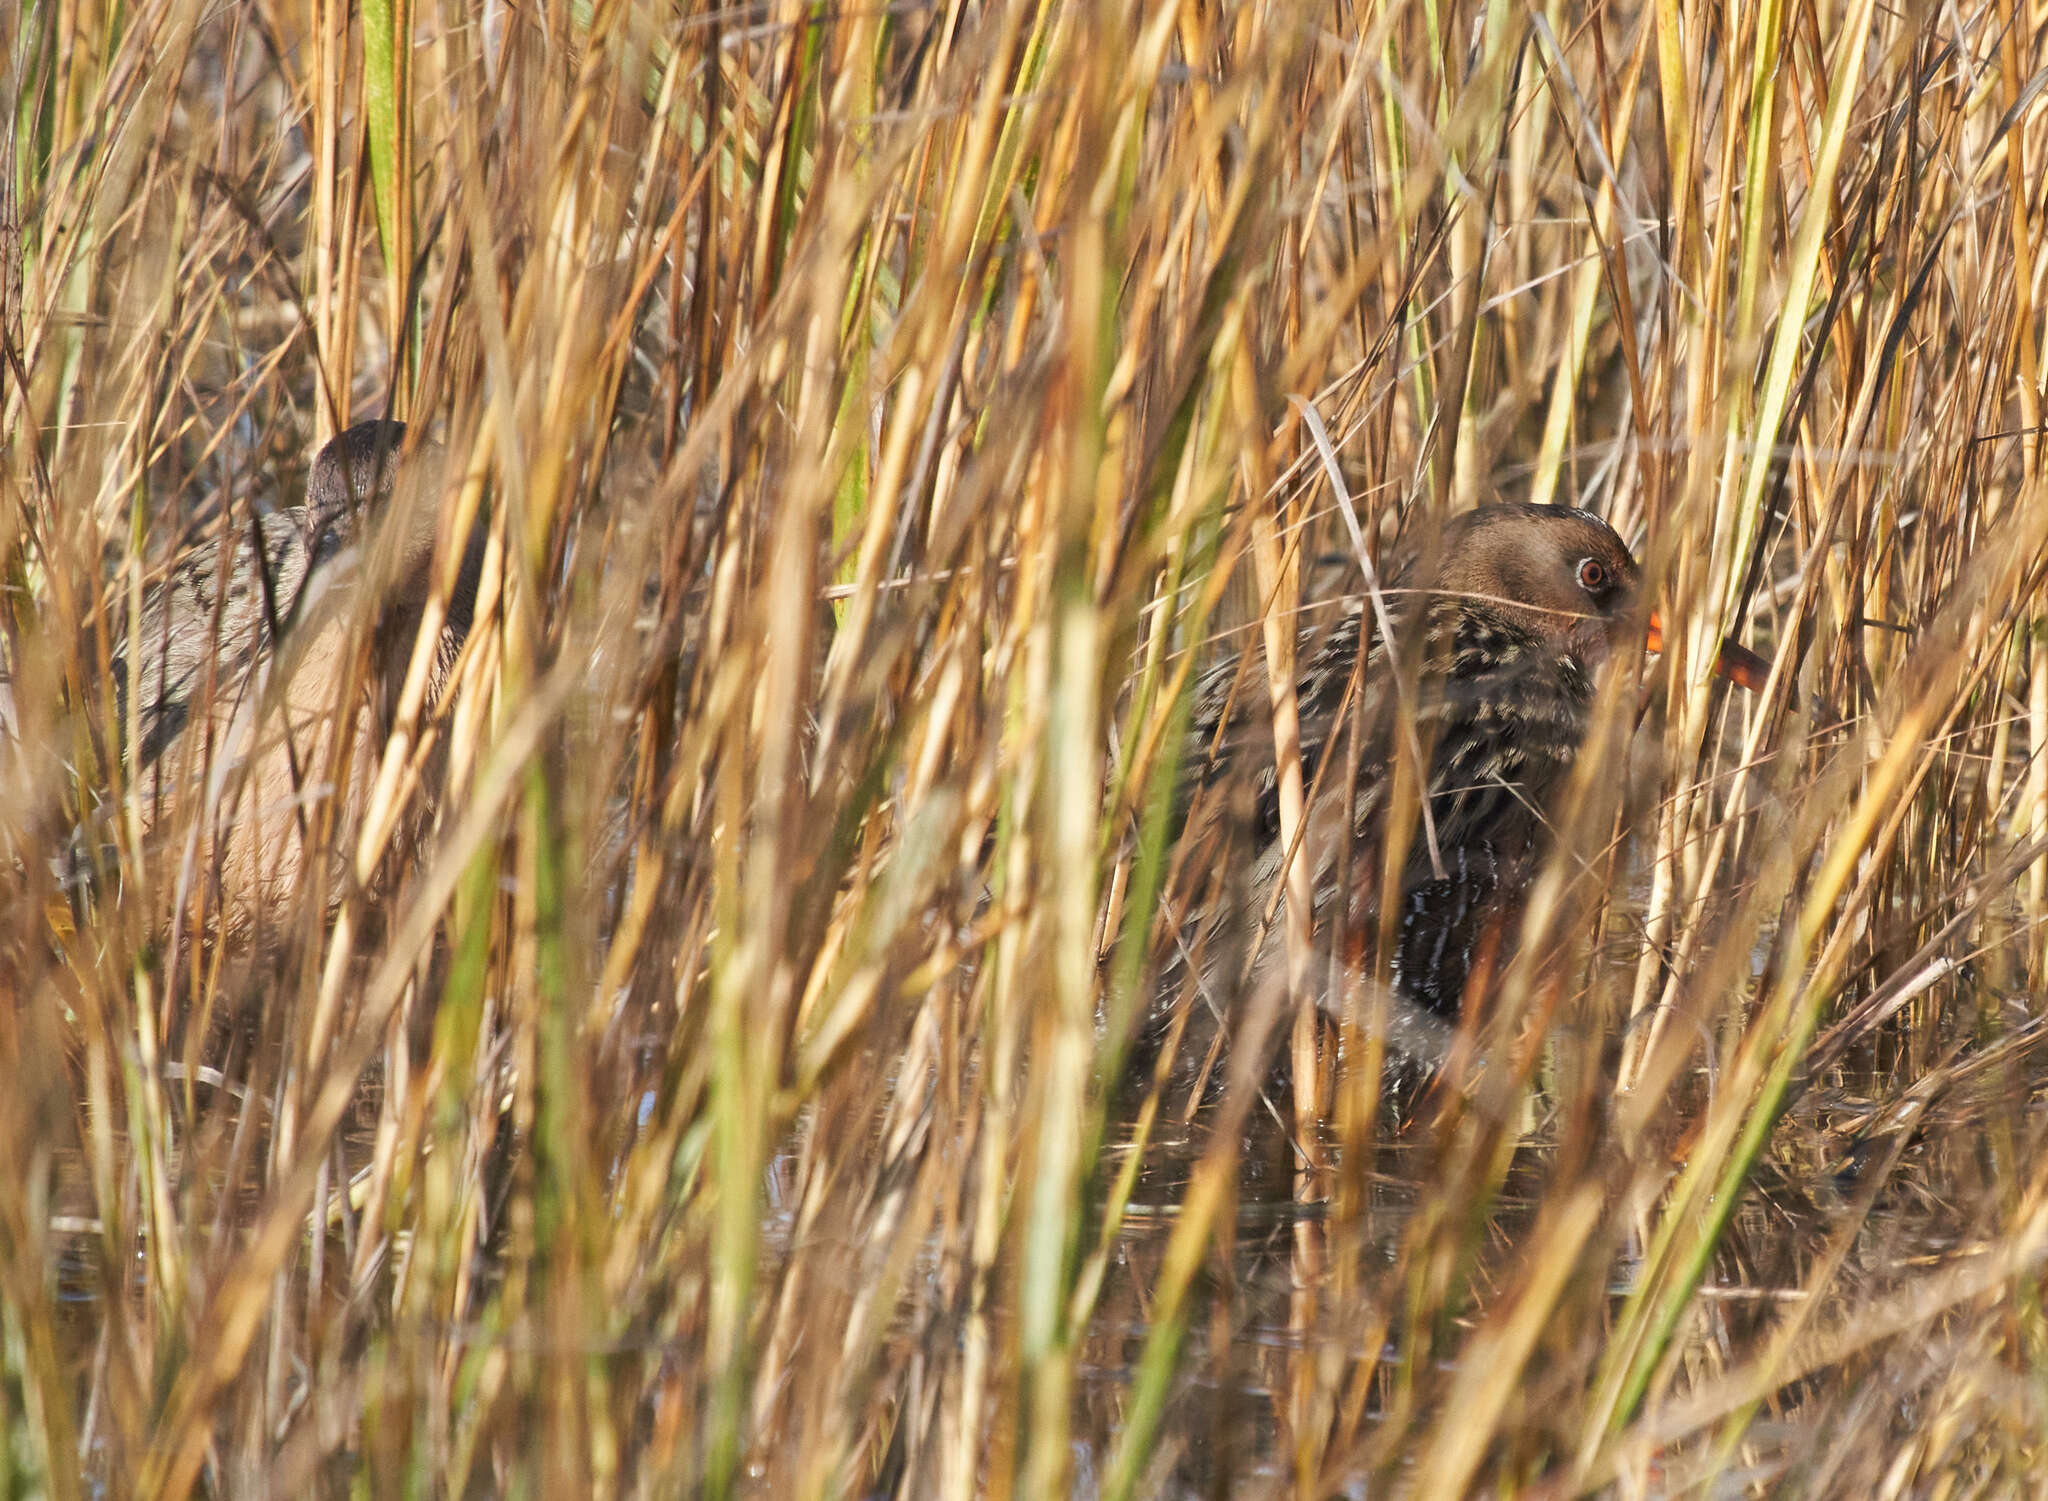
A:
[6, 0, 2048, 1494]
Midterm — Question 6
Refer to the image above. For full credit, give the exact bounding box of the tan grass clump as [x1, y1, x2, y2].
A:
[5, 0, 2048, 1495]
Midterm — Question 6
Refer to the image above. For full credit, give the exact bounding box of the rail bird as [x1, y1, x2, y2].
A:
[120, 419, 477, 916]
[1168, 502, 1767, 1064]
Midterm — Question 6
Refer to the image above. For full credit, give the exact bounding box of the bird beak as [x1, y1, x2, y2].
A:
[1645, 612, 1772, 693]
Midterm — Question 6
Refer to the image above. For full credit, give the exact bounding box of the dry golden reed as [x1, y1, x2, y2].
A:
[5, 0, 2048, 1495]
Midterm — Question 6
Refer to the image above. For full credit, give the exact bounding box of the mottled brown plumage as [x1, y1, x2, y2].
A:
[1171, 502, 1763, 1059]
[120, 420, 475, 914]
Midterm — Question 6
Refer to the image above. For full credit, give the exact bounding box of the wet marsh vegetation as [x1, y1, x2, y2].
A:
[8, 0, 2048, 1494]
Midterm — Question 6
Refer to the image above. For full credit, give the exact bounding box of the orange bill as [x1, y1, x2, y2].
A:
[1645, 612, 1772, 693]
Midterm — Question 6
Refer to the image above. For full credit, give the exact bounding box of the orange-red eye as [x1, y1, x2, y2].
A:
[1577, 557, 1609, 594]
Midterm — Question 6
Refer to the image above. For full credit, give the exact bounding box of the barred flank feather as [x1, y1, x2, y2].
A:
[1166, 502, 1654, 1055]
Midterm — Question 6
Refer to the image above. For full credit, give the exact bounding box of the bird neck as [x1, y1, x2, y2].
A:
[1411, 608, 1599, 855]
[1443, 610, 1593, 706]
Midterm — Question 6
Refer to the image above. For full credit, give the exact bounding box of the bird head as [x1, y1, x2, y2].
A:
[302, 420, 468, 624]
[1406, 503, 1769, 693]
[303, 420, 412, 552]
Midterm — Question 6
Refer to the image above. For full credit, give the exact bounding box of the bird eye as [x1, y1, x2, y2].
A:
[1577, 557, 1609, 594]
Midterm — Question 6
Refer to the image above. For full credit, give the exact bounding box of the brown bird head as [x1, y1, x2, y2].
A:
[1416, 503, 1645, 684]
[303, 419, 408, 545]
[303, 420, 452, 594]
[301, 420, 481, 682]
[1402, 502, 1770, 695]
